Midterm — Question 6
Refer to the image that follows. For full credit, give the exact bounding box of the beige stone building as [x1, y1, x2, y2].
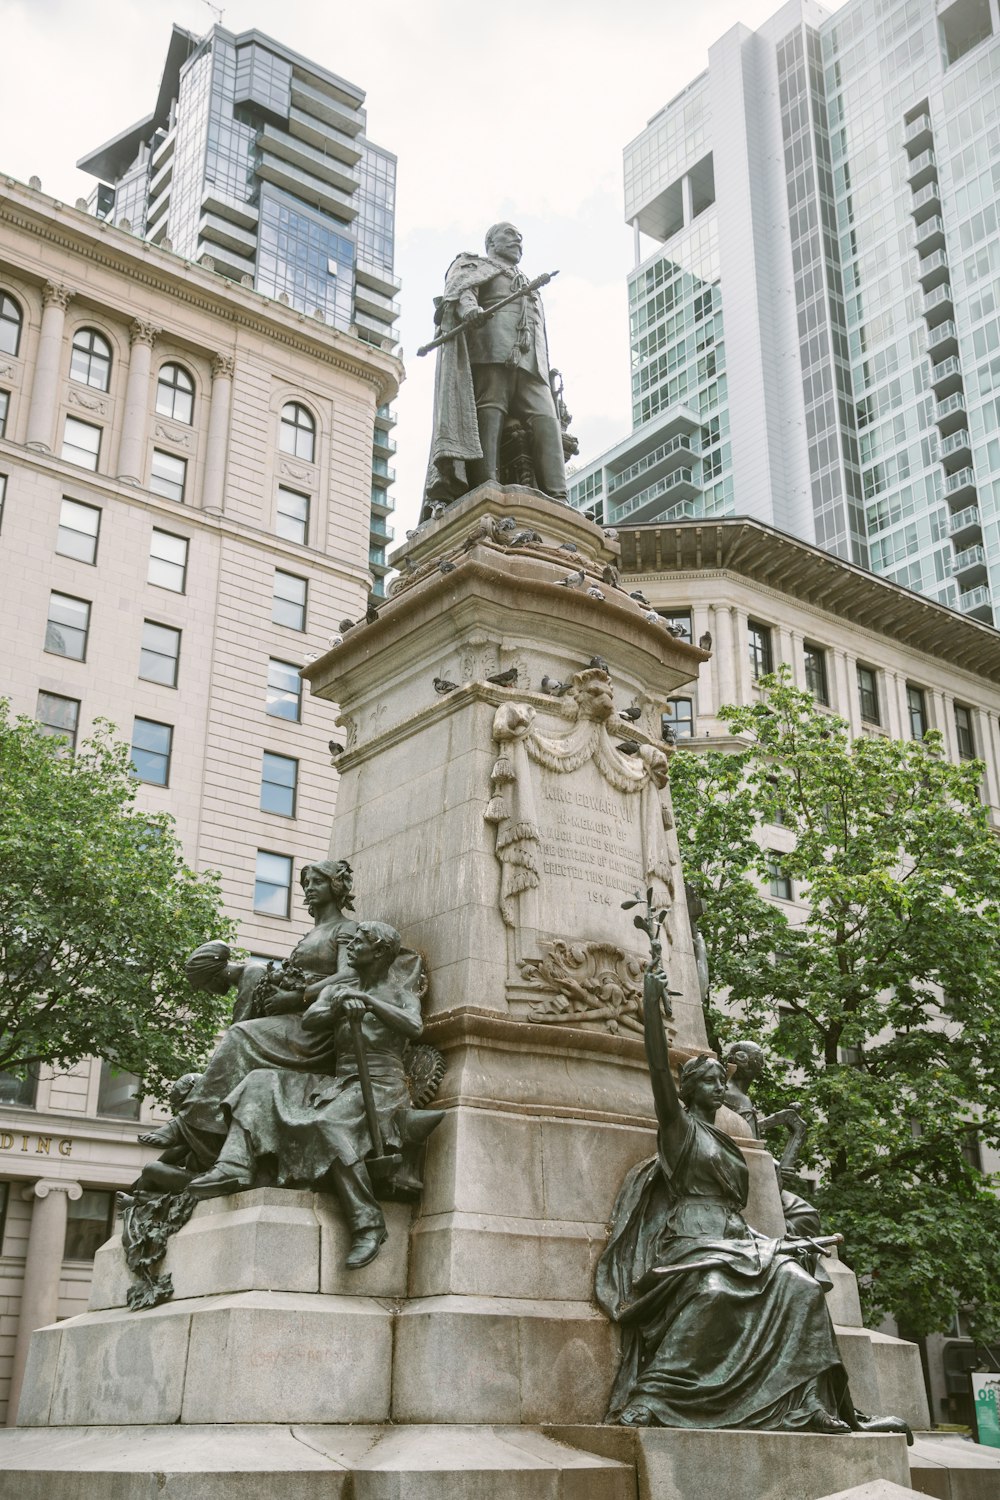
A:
[621, 515, 1000, 1421]
[0, 175, 400, 1421]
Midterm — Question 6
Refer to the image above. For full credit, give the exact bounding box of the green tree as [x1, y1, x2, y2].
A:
[669, 672, 1000, 1338]
[0, 701, 234, 1101]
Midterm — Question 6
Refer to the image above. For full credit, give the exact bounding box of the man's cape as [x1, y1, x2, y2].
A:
[422, 254, 507, 505]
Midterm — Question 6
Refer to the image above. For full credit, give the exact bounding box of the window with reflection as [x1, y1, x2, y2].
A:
[97, 1061, 142, 1120]
[279, 402, 315, 462]
[276, 486, 309, 545]
[62, 416, 101, 471]
[148, 528, 188, 592]
[662, 698, 694, 740]
[767, 853, 793, 901]
[64, 1189, 117, 1262]
[254, 850, 292, 917]
[0, 292, 21, 357]
[748, 620, 774, 680]
[857, 664, 880, 725]
[130, 717, 172, 785]
[803, 643, 829, 705]
[261, 751, 298, 816]
[0, 1069, 37, 1107]
[36, 692, 80, 750]
[70, 328, 112, 392]
[57, 498, 101, 564]
[266, 658, 302, 721]
[906, 684, 927, 740]
[150, 449, 187, 503]
[272, 570, 307, 631]
[0, 389, 8, 438]
[155, 364, 194, 425]
[139, 621, 181, 687]
[954, 704, 976, 760]
[45, 591, 90, 660]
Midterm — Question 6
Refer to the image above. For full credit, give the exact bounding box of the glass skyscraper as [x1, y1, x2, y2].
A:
[570, 0, 999, 625]
[80, 24, 398, 592]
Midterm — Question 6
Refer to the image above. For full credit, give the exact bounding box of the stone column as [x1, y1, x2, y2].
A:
[789, 629, 805, 688]
[885, 670, 905, 740]
[711, 602, 735, 716]
[732, 606, 752, 705]
[202, 354, 234, 512]
[976, 708, 999, 809]
[833, 649, 853, 730]
[691, 605, 714, 717]
[937, 690, 957, 759]
[776, 625, 794, 675]
[6, 1178, 82, 1425]
[25, 282, 74, 452]
[116, 320, 159, 483]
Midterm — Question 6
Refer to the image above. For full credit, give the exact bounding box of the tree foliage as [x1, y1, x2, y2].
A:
[0, 702, 234, 1099]
[669, 672, 1000, 1337]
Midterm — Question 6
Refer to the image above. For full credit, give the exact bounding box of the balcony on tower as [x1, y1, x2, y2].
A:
[948, 504, 983, 548]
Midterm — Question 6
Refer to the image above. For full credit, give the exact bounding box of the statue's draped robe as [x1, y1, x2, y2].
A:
[173, 916, 358, 1165]
[595, 1113, 850, 1430]
[222, 960, 427, 1186]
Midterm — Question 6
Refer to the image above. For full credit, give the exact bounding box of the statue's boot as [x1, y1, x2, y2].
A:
[468, 406, 505, 487]
[529, 415, 568, 500]
[328, 1158, 387, 1268]
[188, 1124, 255, 1199]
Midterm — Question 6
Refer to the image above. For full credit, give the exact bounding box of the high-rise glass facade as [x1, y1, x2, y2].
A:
[570, 0, 1000, 624]
[80, 24, 399, 592]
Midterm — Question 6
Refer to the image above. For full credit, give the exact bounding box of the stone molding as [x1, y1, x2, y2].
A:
[211, 353, 235, 380]
[22, 1178, 82, 1203]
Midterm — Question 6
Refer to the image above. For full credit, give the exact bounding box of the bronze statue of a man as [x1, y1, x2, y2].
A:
[423, 222, 568, 508]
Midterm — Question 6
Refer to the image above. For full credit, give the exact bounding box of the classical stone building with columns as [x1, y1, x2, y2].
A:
[0, 174, 401, 1422]
[620, 515, 1000, 1421]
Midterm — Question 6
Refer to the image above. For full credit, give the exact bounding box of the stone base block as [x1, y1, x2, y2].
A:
[547, 1424, 911, 1500]
[825, 1256, 864, 1329]
[817, 1485, 917, 1500]
[866, 1330, 931, 1430]
[19, 1291, 394, 1427]
[0, 1424, 635, 1500]
[392, 1295, 616, 1424]
[907, 1430, 1000, 1499]
[88, 1189, 412, 1310]
[408, 1211, 608, 1299]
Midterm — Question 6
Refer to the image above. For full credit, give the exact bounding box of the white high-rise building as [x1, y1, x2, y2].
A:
[570, 0, 1000, 626]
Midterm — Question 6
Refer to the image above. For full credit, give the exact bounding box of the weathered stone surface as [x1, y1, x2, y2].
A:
[825, 1255, 864, 1329]
[392, 1296, 615, 1424]
[546, 1424, 911, 1500]
[834, 1327, 883, 1415]
[0, 1423, 356, 1500]
[46, 1302, 194, 1426]
[14, 1322, 62, 1427]
[907, 1430, 1000, 1500]
[180, 1292, 393, 1423]
[866, 1329, 931, 1430]
[815, 1484, 921, 1500]
[315, 1196, 411, 1297]
[409, 1211, 607, 1300]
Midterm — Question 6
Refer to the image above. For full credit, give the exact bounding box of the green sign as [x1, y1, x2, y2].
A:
[972, 1371, 1000, 1449]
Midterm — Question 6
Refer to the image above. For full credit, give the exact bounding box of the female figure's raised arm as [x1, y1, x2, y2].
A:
[643, 969, 683, 1131]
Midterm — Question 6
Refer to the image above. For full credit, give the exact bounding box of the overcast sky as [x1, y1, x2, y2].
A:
[2, 0, 845, 538]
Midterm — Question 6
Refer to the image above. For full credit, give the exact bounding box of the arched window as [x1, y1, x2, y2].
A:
[155, 363, 195, 425]
[70, 328, 112, 392]
[0, 293, 22, 357]
[279, 401, 315, 463]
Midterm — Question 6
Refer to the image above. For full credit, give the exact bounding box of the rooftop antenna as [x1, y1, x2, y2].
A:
[202, 0, 225, 23]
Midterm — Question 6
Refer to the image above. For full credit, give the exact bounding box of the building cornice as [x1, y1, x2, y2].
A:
[619, 518, 1000, 684]
[0, 178, 403, 405]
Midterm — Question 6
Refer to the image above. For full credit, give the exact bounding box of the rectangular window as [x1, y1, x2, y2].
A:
[658, 609, 692, 642]
[36, 691, 79, 750]
[261, 751, 298, 816]
[45, 591, 90, 660]
[56, 498, 101, 564]
[139, 620, 181, 687]
[748, 620, 774, 680]
[276, 486, 309, 545]
[64, 1189, 116, 1262]
[254, 850, 292, 917]
[803, 643, 829, 705]
[906, 684, 927, 739]
[954, 703, 976, 760]
[266, 658, 302, 721]
[149, 449, 187, 503]
[0, 1069, 37, 1107]
[130, 717, 172, 785]
[272, 570, 307, 631]
[96, 1061, 142, 1120]
[662, 698, 694, 740]
[0, 473, 6, 531]
[767, 853, 793, 901]
[148, 528, 188, 592]
[61, 416, 101, 471]
[857, 664, 880, 724]
[0, 390, 8, 437]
